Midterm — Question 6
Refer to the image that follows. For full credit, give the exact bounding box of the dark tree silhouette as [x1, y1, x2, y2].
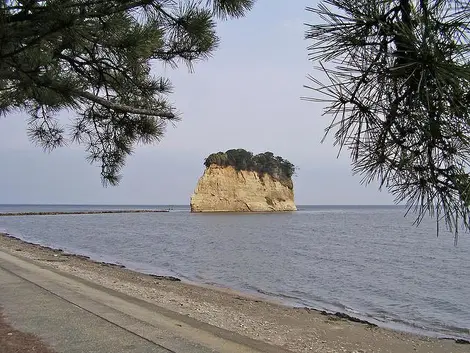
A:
[305, 0, 470, 239]
[1, 0, 254, 184]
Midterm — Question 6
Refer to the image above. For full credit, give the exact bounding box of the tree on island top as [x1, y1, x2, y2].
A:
[204, 149, 295, 182]
[0, 0, 254, 185]
[305, 0, 470, 238]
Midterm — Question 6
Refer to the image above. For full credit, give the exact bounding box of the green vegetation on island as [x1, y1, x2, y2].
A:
[204, 149, 295, 183]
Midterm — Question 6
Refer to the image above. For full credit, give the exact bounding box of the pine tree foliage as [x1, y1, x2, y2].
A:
[305, 0, 470, 237]
[1, 0, 254, 184]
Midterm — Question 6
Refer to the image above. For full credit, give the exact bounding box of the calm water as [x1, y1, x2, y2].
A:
[0, 204, 469, 340]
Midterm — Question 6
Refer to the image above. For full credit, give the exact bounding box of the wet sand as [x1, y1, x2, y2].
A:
[0, 232, 468, 353]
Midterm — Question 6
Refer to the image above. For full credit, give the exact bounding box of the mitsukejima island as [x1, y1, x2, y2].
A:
[190, 149, 297, 212]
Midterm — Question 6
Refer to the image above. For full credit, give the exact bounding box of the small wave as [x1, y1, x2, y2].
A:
[240, 284, 470, 341]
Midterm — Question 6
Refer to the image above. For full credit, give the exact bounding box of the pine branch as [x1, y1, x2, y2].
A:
[0, 0, 254, 185]
[76, 90, 175, 119]
[305, 0, 470, 237]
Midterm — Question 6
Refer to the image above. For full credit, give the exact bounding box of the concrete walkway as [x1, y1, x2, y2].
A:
[0, 250, 292, 353]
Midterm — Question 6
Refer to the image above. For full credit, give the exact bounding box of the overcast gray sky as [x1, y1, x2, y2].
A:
[0, 0, 395, 205]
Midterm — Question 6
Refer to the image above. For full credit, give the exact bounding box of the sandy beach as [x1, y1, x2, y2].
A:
[0, 232, 468, 353]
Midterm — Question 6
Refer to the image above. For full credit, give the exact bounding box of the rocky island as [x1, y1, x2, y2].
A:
[190, 149, 297, 212]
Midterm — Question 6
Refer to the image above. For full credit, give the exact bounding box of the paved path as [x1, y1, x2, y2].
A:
[0, 250, 292, 353]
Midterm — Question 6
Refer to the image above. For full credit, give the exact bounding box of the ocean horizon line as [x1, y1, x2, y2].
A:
[0, 203, 403, 207]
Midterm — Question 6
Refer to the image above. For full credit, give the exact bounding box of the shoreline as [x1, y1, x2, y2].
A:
[0, 233, 463, 342]
[0, 232, 469, 353]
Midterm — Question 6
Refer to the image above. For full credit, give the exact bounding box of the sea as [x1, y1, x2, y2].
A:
[0, 204, 469, 340]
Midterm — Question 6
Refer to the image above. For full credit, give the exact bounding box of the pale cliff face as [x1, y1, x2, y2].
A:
[190, 165, 297, 212]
